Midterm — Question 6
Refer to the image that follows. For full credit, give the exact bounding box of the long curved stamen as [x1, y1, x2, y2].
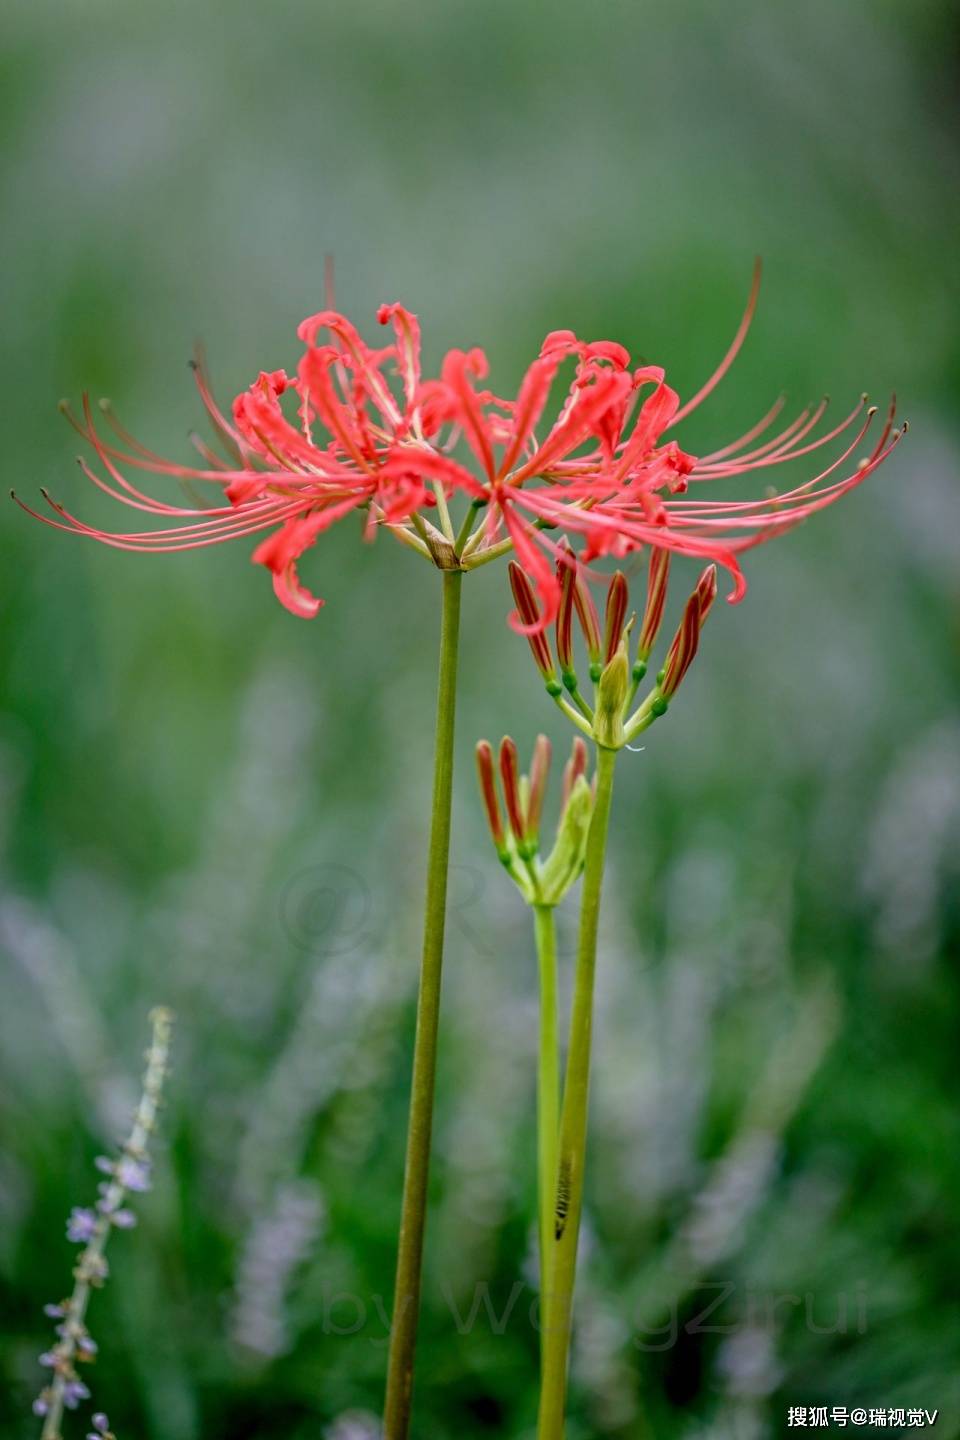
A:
[22, 487, 314, 545]
[670, 258, 762, 427]
[693, 395, 868, 478]
[667, 422, 904, 536]
[692, 398, 824, 476]
[189, 350, 253, 465]
[70, 395, 333, 487]
[187, 431, 233, 471]
[674, 407, 878, 518]
[697, 394, 786, 464]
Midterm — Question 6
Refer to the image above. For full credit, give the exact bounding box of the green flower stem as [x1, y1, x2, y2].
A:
[551, 692, 594, 737]
[383, 568, 463, 1440]
[533, 902, 560, 1331]
[538, 743, 618, 1440]
[431, 480, 455, 541]
[454, 497, 487, 555]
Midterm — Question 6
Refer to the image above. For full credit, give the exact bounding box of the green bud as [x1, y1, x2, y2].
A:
[592, 645, 630, 750]
[539, 776, 593, 904]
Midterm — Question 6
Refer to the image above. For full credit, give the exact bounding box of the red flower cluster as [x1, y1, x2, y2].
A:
[18, 268, 903, 623]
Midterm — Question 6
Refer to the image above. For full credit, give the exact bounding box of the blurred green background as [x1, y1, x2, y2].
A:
[2, 2, 959, 1437]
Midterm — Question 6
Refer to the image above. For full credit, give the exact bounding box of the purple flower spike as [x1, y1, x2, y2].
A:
[30, 1010, 174, 1436]
[67, 1207, 98, 1243]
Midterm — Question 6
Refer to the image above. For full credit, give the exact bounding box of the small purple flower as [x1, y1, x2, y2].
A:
[32, 1397, 49, 1416]
[110, 1208, 137, 1229]
[43, 1302, 65, 1318]
[116, 1156, 151, 1192]
[67, 1207, 98, 1243]
[94, 1156, 115, 1176]
[77, 1334, 99, 1360]
[90, 1415, 111, 1435]
[62, 1378, 91, 1409]
[38, 1350, 57, 1368]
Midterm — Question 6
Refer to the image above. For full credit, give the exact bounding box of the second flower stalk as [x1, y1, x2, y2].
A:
[480, 547, 718, 1439]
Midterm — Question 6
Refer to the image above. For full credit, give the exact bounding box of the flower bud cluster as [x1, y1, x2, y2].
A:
[509, 545, 718, 750]
[475, 735, 594, 907]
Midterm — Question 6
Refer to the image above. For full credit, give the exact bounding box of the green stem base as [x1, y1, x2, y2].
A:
[534, 903, 560, 1340]
[383, 570, 463, 1440]
[538, 744, 618, 1440]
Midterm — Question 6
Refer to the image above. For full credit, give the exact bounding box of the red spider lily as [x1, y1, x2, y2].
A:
[421, 263, 904, 628]
[16, 304, 479, 619]
[17, 265, 903, 625]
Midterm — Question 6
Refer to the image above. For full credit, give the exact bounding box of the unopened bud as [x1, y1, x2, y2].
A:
[509, 562, 558, 689]
[555, 547, 577, 675]
[694, 562, 718, 622]
[475, 740, 505, 851]
[561, 735, 589, 808]
[603, 571, 629, 664]
[498, 737, 527, 845]
[593, 645, 630, 749]
[525, 734, 552, 844]
[661, 564, 717, 698]
[539, 775, 593, 904]
[574, 570, 603, 676]
[555, 540, 603, 675]
[637, 546, 671, 662]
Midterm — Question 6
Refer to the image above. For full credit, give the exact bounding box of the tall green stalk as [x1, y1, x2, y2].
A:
[383, 568, 463, 1440]
[533, 902, 560, 1329]
[538, 743, 618, 1440]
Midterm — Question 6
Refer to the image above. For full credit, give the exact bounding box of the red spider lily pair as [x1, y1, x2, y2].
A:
[15, 265, 904, 628]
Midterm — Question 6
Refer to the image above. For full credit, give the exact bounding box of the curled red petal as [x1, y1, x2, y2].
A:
[439, 349, 496, 480]
[270, 562, 324, 619]
[378, 302, 422, 410]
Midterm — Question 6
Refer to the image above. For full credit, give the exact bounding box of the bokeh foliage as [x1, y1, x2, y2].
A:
[1, 3, 959, 1437]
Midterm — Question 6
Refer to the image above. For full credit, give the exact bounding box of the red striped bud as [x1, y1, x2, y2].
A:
[561, 736, 589, 810]
[573, 569, 603, 671]
[694, 562, 718, 622]
[509, 562, 557, 686]
[554, 543, 602, 678]
[475, 740, 505, 850]
[603, 571, 629, 664]
[555, 550, 577, 673]
[525, 734, 552, 843]
[660, 564, 717, 699]
[498, 737, 527, 842]
[637, 547, 671, 662]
